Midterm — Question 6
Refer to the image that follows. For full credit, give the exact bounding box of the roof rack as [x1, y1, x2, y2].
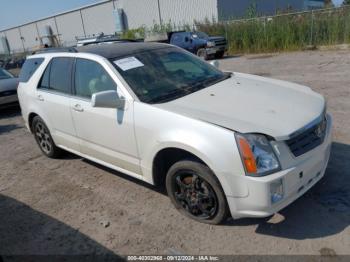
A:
[32, 47, 78, 55]
[79, 38, 143, 47]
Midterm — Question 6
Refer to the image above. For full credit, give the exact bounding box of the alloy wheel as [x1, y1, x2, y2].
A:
[173, 171, 218, 219]
[35, 122, 52, 154]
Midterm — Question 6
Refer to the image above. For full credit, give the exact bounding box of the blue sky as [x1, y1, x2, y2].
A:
[0, 0, 346, 31]
[333, 0, 344, 5]
[0, 0, 101, 30]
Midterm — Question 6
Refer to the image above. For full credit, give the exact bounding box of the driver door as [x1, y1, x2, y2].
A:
[70, 58, 141, 175]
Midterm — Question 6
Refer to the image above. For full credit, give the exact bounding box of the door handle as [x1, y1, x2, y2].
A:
[37, 94, 44, 101]
[73, 104, 84, 112]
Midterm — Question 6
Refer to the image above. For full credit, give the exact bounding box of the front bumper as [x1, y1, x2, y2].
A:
[227, 114, 333, 219]
[206, 45, 227, 55]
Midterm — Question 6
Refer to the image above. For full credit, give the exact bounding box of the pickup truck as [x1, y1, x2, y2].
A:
[146, 31, 228, 60]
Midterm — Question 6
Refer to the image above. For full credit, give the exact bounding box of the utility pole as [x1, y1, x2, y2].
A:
[79, 10, 87, 37]
[18, 27, 25, 52]
[157, 0, 163, 26]
[35, 22, 43, 46]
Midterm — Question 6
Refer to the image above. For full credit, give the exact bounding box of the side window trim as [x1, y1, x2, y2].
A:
[71, 58, 77, 97]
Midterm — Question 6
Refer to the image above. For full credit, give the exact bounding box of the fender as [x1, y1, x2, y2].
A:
[134, 102, 247, 198]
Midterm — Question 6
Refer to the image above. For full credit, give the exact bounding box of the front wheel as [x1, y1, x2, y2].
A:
[166, 160, 229, 224]
[215, 51, 225, 59]
[197, 48, 208, 60]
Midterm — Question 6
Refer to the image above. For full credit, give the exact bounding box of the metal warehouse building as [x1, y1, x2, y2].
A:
[0, 0, 324, 54]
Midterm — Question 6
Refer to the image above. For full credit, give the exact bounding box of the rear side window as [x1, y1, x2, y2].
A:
[50, 58, 73, 94]
[38, 57, 73, 95]
[18, 58, 44, 82]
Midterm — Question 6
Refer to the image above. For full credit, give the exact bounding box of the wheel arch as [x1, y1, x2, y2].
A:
[150, 144, 231, 197]
[28, 112, 39, 133]
[152, 147, 206, 187]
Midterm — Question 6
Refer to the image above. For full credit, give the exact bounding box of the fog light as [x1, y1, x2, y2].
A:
[270, 179, 284, 204]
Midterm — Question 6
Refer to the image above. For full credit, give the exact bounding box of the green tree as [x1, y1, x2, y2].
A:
[324, 0, 334, 7]
[245, 0, 258, 18]
[343, 0, 350, 6]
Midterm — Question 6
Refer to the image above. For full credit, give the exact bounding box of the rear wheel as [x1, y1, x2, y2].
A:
[166, 160, 229, 224]
[32, 116, 62, 158]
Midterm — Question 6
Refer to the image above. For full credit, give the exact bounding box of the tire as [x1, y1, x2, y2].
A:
[166, 160, 229, 224]
[197, 48, 208, 60]
[32, 116, 63, 158]
[215, 51, 225, 59]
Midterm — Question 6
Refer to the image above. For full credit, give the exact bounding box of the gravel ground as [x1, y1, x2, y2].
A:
[0, 50, 349, 256]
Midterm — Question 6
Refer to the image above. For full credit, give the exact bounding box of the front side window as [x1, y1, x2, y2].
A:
[111, 47, 229, 103]
[74, 58, 117, 99]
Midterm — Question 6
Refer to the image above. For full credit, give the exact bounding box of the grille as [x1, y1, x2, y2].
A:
[214, 39, 227, 47]
[0, 90, 17, 97]
[286, 116, 327, 157]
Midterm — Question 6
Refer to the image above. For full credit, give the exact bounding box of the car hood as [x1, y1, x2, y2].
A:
[208, 36, 225, 41]
[0, 78, 19, 92]
[156, 72, 325, 140]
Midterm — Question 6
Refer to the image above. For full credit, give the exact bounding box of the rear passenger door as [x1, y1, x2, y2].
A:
[36, 57, 79, 151]
[70, 58, 141, 175]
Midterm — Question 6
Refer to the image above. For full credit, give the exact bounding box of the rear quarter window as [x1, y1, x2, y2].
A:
[18, 58, 44, 83]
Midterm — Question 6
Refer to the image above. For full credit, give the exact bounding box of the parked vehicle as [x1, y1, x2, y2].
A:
[0, 68, 19, 106]
[76, 34, 142, 47]
[2, 57, 25, 70]
[146, 31, 228, 60]
[18, 43, 332, 224]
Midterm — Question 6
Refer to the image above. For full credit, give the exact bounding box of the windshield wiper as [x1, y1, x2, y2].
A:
[147, 74, 232, 104]
[148, 89, 188, 104]
[188, 73, 231, 92]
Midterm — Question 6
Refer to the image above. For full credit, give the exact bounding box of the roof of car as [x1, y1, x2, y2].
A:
[76, 42, 171, 59]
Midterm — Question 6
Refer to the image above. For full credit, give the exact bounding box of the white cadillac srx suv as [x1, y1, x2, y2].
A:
[18, 42, 332, 224]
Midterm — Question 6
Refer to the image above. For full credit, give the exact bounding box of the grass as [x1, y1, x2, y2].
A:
[122, 5, 350, 54]
[195, 5, 350, 54]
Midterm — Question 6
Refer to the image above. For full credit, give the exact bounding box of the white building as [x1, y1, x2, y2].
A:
[0, 0, 325, 54]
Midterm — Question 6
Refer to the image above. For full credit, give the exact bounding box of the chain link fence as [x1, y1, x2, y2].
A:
[195, 5, 350, 54]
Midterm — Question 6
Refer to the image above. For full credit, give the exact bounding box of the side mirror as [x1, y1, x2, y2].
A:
[184, 36, 189, 42]
[210, 60, 219, 69]
[91, 90, 125, 109]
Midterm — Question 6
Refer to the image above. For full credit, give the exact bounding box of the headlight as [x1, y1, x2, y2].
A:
[235, 133, 280, 176]
[207, 41, 215, 47]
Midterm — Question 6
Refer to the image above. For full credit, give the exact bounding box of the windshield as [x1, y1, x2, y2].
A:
[111, 47, 229, 103]
[192, 32, 209, 39]
[0, 68, 14, 80]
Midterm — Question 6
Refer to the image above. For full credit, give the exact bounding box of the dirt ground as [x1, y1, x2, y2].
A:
[0, 50, 349, 256]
